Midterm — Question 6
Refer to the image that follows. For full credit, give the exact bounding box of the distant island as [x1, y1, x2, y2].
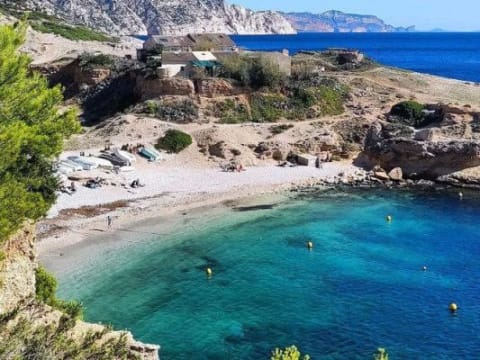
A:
[282, 10, 416, 33]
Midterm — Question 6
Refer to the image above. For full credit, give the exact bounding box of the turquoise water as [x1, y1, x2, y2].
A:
[55, 190, 480, 359]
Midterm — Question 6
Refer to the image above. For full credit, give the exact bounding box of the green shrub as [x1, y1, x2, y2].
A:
[212, 99, 251, 124]
[390, 101, 425, 127]
[143, 99, 199, 123]
[31, 21, 114, 42]
[251, 94, 287, 122]
[78, 53, 115, 70]
[56, 300, 84, 319]
[156, 129, 193, 153]
[220, 55, 286, 90]
[35, 266, 57, 305]
[315, 85, 347, 115]
[35, 266, 83, 319]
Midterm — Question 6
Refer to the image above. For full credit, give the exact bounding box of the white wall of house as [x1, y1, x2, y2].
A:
[158, 64, 186, 78]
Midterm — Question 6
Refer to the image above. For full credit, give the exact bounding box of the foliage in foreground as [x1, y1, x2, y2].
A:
[271, 345, 310, 360]
[0, 316, 133, 360]
[156, 129, 193, 153]
[35, 266, 83, 319]
[0, 22, 80, 243]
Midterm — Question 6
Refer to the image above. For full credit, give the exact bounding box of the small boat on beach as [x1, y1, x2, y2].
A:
[113, 148, 136, 164]
[67, 156, 99, 170]
[140, 146, 163, 161]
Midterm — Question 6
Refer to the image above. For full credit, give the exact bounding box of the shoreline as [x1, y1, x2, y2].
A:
[36, 161, 363, 258]
[36, 158, 472, 262]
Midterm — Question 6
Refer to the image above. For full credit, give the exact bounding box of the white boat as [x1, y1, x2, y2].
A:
[58, 160, 82, 171]
[67, 156, 99, 170]
[85, 156, 114, 169]
[113, 148, 136, 163]
[56, 164, 74, 175]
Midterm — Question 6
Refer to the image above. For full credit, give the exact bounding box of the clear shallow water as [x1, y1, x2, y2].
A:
[56, 190, 480, 359]
[231, 33, 480, 82]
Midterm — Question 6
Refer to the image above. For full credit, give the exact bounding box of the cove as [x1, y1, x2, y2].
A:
[52, 189, 480, 359]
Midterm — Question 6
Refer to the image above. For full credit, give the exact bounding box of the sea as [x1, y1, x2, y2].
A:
[54, 189, 480, 359]
[230, 32, 480, 83]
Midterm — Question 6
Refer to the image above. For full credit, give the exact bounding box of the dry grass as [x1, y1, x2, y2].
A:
[59, 200, 130, 218]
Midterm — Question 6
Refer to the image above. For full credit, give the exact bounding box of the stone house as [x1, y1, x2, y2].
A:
[138, 33, 237, 61]
[158, 51, 221, 78]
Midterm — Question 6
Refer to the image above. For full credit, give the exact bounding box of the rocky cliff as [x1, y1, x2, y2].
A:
[0, 224, 160, 359]
[16, 0, 296, 35]
[283, 10, 415, 33]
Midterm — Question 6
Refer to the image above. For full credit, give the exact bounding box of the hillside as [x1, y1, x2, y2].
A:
[8, 0, 295, 35]
[283, 10, 415, 33]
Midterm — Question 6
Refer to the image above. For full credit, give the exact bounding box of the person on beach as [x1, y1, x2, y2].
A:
[107, 215, 112, 229]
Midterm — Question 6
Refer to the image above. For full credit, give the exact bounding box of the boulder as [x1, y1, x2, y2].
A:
[208, 141, 229, 159]
[374, 171, 390, 181]
[388, 167, 403, 181]
[363, 121, 480, 178]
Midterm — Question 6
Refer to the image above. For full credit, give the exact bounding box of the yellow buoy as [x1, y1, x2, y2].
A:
[449, 303, 458, 313]
[206, 267, 213, 277]
[307, 241, 313, 250]
[386, 215, 392, 223]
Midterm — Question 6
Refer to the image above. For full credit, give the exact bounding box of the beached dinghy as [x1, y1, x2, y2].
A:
[145, 146, 163, 160]
[59, 160, 83, 172]
[113, 148, 136, 164]
[140, 146, 163, 161]
[67, 156, 99, 170]
[86, 156, 115, 169]
[139, 147, 156, 161]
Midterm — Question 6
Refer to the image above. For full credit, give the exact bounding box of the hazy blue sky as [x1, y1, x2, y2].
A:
[231, 0, 479, 31]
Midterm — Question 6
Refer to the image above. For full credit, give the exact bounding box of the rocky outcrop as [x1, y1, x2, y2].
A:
[0, 224, 160, 359]
[197, 79, 236, 98]
[20, 0, 296, 35]
[363, 121, 480, 179]
[283, 10, 415, 33]
[0, 225, 36, 315]
[137, 77, 195, 99]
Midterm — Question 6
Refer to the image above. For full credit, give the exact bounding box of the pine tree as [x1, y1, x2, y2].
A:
[0, 22, 80, 241]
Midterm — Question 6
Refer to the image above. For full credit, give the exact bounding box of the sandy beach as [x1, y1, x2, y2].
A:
[37, 151, 365, 258]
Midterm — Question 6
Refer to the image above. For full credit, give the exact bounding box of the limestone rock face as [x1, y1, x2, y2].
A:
[22, 0, 296, 36]
[198, 79, 235, 98]
[0, 224, 36, 315]
[364, 121, 480, 178]
[0, 224, 160, 359]
[137, 77, 195, 99]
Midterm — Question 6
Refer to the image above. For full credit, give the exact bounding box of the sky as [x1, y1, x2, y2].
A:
[231, 0, 479, 31]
